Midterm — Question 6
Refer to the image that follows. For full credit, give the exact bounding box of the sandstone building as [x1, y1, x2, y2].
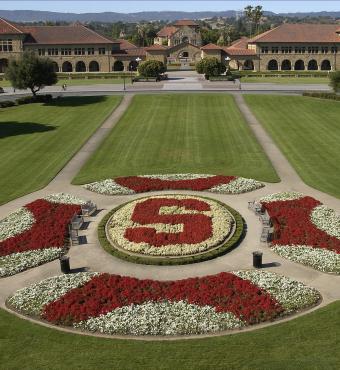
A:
[0, 18, 339, 73]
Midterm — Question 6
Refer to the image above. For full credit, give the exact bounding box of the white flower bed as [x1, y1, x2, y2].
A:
[0, 248, 64, 278]
[233, 270, 320, 312]
[311, 205, 340, 239]
[107, 195, 234, 256]
[259, 191, 304, 203]
[44, 193, 88, 205]
[74, 300, 245, 336]
[272, 245, 340, 274]
[83, 179, 134, 195]
[210, 177, 263, 194]
[0, 207, 34, 242]
[8, 272, 97, 315]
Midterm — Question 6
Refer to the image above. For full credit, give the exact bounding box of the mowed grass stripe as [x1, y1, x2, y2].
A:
[244, 95, 340, 198]
[73, 94, 279, 184]
[0, 96, 121, 205]
[1, 302, 340, 369]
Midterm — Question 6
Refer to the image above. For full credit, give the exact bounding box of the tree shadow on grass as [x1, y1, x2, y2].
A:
[0, 121, 56, 139]
[45, 95, 107, 107]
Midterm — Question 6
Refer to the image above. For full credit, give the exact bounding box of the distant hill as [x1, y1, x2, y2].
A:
[0, 9, 339, 23]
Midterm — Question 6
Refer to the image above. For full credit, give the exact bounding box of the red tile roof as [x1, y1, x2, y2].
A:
[157, 26, 178, 37]
[223, 47, 256, 56]
[200, 43, 221, 50]
[22, 24, 114, 45]
[173, 19, 199, 27]
[249, 23, 340, 43]
[0, 18, 24, 34]
[229, 37, 249, 49]
[144, 44, 168, 51]
[114, 38, 137, 49]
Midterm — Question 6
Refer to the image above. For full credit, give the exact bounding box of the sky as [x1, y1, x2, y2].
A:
[0, 1, 339, 14]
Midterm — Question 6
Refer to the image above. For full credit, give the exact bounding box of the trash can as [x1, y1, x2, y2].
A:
[252, 251, 263, 268]
[60, 255, 70, 274]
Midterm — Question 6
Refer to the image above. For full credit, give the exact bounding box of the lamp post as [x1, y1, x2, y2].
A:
[135, 57, 141, 81]
[225, 56, 231, 74]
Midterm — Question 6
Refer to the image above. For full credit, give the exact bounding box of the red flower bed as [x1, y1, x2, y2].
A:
[262, 197, 340, 253]
[115, 175, 236, 192]
[125, 198, 213, 246]
[43, 272, 283, 325]
[0, 199, 81, 256]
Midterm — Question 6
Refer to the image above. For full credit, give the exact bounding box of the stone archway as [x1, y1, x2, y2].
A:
[89, 61, 100, 72]
[113, 60, 124, 71]
[75, 61, 86, 72]
[294, 60, 305, 71]
[0, 58, 8, 73]
[51, 62, 59, 73]
[128, 60, 138, 71]
[244, 60, 254, 70]
[267, 59, 278, 71]
[321, 60, 331, 71]
[62, 61, 72, 72]
[308, 60, 318, 71]
[281, 59, 291, 71]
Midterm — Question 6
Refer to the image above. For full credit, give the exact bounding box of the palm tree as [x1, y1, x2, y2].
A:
[136, 23, 147, 46]
[253, 6, 263, 35]
[244, 5, 253, 37]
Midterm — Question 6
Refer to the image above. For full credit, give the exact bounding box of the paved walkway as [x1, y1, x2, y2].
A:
[0, 92, 339, 338]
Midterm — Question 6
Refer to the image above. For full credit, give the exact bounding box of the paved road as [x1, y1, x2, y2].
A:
[0, 90, 339, 339]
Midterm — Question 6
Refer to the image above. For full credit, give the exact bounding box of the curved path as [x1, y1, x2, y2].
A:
[0, 92, 339, 338]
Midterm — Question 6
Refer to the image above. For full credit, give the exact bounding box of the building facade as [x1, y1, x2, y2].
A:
[0, 18, 339, 73]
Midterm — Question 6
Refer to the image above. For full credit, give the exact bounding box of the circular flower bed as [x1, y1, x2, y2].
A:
[0, 193, 87, 277]
[83, 174, 264, 195]
[258, 192, 340, 274]
[7, 271, 320, 336]
[101, 195, 244, 265]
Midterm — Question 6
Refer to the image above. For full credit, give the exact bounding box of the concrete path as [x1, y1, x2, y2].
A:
[0, 91, 339, 338]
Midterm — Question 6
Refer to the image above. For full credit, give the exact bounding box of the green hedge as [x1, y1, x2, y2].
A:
[237, 71, 332, 78]
[0, 100, 15, 108]
[16, 94, 53, 105]
[209, 75, 236, 81]
[302, 92, 340, 101]
[98, 197, 245, 266]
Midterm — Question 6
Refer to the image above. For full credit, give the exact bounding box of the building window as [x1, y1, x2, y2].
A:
[0, 39, 13, 52]
[271, 47, 279, 53]
[281, 46, 292, 54]
[61, 48, 71, 55]
[295, 47, 305, 54]
[261, 46, 269, 54]
[331, 46, 338, 54]
[47, 48, 58, 56]
[88, 48, 94, 55]
[321, 47, 329, 54]
[99, 47, 106, 55]
[308, 46, 319, 54]
[74, 48, 85, 55]
[38, 48, 45, 56]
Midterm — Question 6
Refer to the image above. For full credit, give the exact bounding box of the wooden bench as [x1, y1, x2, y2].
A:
[81, 201, 97, 217]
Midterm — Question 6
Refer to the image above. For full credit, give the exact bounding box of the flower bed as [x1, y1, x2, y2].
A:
[258, 192, 340, 274]
[8, 270, 320, 336]
[83, 174, 264, 195]
[0, 193, 87, 277]
[103, 195, 244, 264]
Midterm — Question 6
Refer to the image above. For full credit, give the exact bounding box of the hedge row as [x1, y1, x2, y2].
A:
[0, 94, 53, 108]
[236, 71, 332, 78]
[303, 92, 340, 101]
[98, 198, 245, 266]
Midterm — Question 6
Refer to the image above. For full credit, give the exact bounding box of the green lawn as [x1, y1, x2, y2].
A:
[244, 95, 340, 198]
[241, 77, 330, 84]
[0, 78, 132, 88]
[73, 94, 279, 184]
[0, 96, 121, 205]
[1, 302, 340, 369]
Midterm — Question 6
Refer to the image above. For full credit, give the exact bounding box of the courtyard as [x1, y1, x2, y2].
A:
[0, 87, 339, 369]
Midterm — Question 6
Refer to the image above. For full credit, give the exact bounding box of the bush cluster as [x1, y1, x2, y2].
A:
[303, 92, 340, 101]
[0, 94, 53, 109]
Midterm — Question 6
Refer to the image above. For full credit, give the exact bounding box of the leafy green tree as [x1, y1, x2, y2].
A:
[329, 71, 340, 93]
[5, 51, 57, 96]
[137, 60, 166, 77]
[196, 57, 226, 79]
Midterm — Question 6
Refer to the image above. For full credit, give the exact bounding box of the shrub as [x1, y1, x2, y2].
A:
[0, 100, 16, 108]
[137, 60, 166, 77]
[329, 71, 340, 93]
[303, 92, 340, 101]
[16, 94, 53, 105]
[195, 57, 226, 79]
